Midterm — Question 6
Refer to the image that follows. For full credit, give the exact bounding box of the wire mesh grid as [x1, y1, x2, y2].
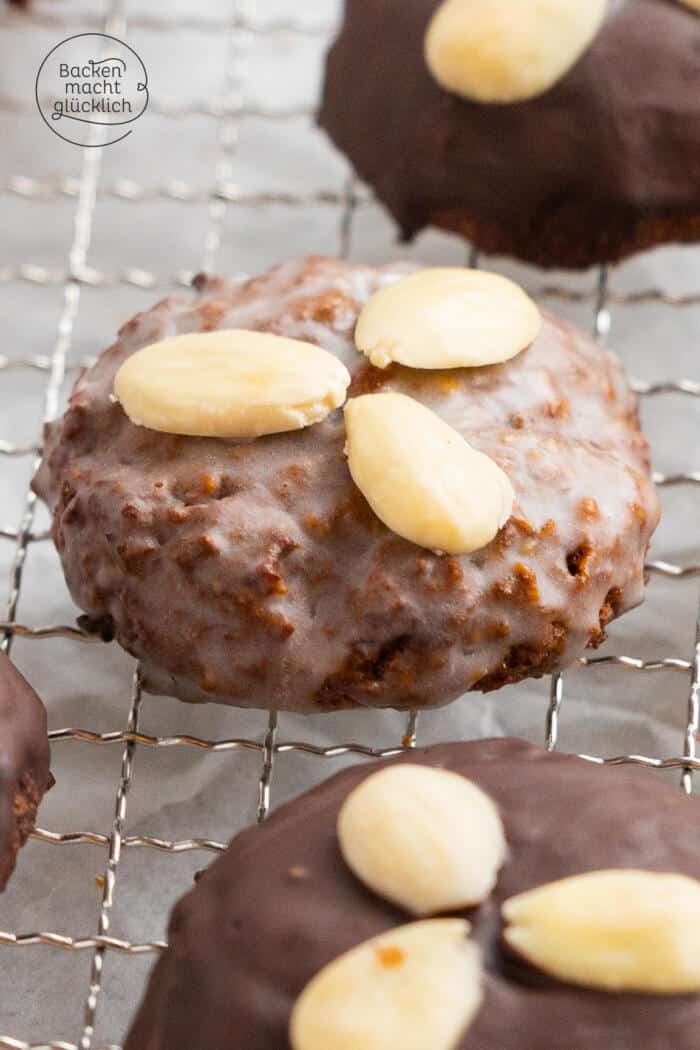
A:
[0, 1, 699, 1047]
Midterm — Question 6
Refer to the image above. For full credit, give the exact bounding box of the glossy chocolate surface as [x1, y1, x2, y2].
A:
[320, 0, 700, 268]
[125, 738, 700, 1049]
[0, 651, 51, 889]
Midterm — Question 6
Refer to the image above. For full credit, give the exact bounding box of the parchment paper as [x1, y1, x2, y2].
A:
[0, 0, 698, 1044]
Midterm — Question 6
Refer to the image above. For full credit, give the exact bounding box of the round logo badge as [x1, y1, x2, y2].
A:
[36, 33, 149, 147]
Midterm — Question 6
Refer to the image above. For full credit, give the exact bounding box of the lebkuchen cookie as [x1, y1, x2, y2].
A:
[320, 0, 700, 269]
[0, 651, 51, 890]
[34, 257, 659, 711]
[124, 738, 700, 1050]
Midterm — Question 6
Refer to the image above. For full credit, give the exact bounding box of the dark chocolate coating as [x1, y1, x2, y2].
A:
[319, 0, 700, 269]
[33, 257, 659, 712]
[124, 738, 700, 1050]
[0, 651, 51, 890]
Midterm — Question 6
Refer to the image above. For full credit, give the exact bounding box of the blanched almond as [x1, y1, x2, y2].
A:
[114, 330, 350, 438]
[289, 919, 482, 1050]
[338, 764, 506, 915]
[355, 268, 540, 370]
[344, 393, 513, 555]
[503, 869, 700, 994]
[425, 0, 607, 104]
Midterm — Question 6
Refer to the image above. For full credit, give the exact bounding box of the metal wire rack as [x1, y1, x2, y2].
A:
[0, 1, 699, 1048]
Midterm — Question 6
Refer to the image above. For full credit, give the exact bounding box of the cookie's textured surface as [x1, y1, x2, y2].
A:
[319, 0, 700, 269]
[124, 738, 700, 1050]
[0, 652, 51, 890]
[34, 257, 658, 711]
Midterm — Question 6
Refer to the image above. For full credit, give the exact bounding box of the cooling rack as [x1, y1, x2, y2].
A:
[0, 1, 699, 1047]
